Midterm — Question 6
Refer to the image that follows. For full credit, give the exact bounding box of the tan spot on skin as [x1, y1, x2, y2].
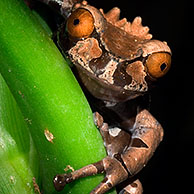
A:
[109, 127, 121, 137]
[124, 61, 147, 91]
[126, 61, 145, 84]
[44, 129, 55, 143]
[98, 59, 118, 84]
[69, 38, 102, 73]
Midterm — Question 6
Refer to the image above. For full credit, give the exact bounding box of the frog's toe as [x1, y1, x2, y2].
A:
[53, 174, 72, 191]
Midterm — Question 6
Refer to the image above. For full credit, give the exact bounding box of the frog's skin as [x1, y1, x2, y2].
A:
[37, 1, 172, 193]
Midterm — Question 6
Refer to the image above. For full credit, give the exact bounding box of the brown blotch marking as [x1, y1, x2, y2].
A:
[102, 177, 113, 188]
[102, 22, 142, 60]
[102, 176, 108, 183]
[93, 160, 105, 174]
[113, 62, 132, 87]
[131, 182, 138, 187]
[107, 181, 113, 188]
[89, 51, 111, 75]
[131, 138, 148, 148]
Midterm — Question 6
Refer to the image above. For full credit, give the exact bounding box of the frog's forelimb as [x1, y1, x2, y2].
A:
[53, 110, 163, 194]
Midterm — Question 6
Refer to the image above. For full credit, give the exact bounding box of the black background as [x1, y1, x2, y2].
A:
[36, 0, 191, 193]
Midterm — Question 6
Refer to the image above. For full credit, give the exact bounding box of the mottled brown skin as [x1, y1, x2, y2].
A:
[37, 1, 172, 193]
[57, 2, 171, 102]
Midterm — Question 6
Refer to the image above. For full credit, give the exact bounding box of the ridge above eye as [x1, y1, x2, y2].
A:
[66, 8, 94, 38]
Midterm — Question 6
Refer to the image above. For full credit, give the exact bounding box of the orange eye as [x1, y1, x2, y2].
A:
[146, 52, 171, 78]
[67, 8, 94, 38]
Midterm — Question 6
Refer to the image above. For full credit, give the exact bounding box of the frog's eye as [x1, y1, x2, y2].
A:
[66, 8, 94, 38]
[145, 52, 171, 78]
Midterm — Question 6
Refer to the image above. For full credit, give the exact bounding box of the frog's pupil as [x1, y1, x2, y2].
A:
[73, 19, 80, 25]
[160, 63, 166, 71]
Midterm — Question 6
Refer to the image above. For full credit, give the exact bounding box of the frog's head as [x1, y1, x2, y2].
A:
[58, 1, 172, 102]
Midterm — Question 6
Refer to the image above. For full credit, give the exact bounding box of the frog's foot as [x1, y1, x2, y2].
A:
[119, 179, 143, 194]
[53, 156, 129, 194]
[53, 157, 142, 194]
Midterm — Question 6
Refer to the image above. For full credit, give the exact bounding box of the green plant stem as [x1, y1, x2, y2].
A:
[0, 0, 116, 193]
[0, 74, 39, 194]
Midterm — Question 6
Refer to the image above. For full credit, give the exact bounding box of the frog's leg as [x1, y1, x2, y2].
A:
[53, 110, 163, 194]
[94, 113, 144, 194]
[93, 112, 132, 159]
[53, 156, 129, 193]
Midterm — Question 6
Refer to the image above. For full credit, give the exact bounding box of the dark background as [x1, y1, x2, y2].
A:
[35, 0, 191, 193]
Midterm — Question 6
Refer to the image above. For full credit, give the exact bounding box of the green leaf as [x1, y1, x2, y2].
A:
[0, 74, 39, 194]
[0, 0, 116, 193]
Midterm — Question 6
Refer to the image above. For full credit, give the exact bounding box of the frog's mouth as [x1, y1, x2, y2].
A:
[75, 63, 145, 103]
